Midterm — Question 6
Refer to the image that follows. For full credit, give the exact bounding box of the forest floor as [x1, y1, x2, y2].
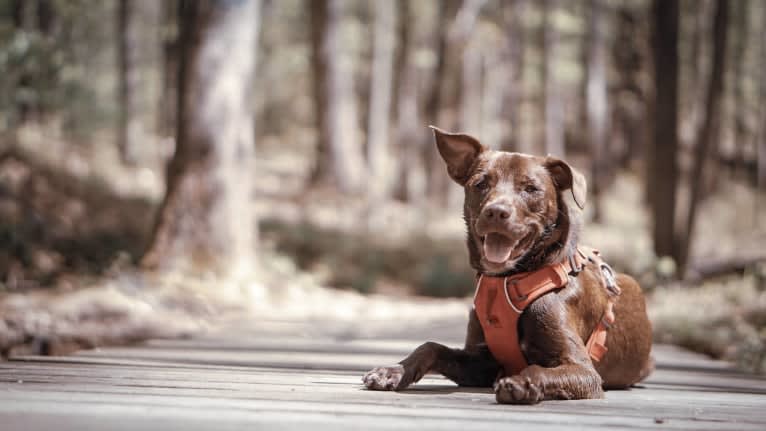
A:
[1, 127, 765, 374]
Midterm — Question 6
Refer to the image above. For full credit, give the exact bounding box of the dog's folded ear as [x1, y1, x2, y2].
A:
[430, 126, 486, 186]
[544, 157, 587, 209]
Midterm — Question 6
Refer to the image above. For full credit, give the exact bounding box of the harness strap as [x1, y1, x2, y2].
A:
[473, 247, 619, 375]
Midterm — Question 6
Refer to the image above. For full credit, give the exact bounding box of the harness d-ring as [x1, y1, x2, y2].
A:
[503, 277, 524, 314]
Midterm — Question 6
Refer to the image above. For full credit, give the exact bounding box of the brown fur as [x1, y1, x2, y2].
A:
[362, 128, 653, 404]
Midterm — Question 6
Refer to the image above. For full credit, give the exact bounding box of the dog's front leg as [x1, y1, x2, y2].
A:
[493, 294, 605, 404]
[362, 342, 499, 391]
[494, 363, 603, 404]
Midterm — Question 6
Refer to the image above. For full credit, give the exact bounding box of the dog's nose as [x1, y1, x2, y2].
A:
[482, 204, 512, 221]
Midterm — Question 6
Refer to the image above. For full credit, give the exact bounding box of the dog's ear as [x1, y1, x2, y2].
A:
[430, 126, 485, 186]
[544, 157, 587, 210]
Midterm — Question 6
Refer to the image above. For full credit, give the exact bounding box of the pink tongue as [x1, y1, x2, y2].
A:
[483, 233, 515, 263]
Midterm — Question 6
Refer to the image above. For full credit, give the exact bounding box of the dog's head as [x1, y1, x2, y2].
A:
[432, 126, 587, 275]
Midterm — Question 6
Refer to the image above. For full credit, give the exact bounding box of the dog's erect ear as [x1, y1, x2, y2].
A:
[430, 126, 485, 186]
[544, 157, 587, 209]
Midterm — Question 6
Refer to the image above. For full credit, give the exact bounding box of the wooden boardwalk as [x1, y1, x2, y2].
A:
[1, 316, 765, 430]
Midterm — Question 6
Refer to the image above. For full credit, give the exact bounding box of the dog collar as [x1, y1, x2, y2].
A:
[473, 246, 619, 376]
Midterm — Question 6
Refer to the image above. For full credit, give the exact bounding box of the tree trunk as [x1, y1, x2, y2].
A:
[310, 0, 365, 193]
[756, 4, 766, 221]
[142, 0, 261, 277]
[423, 0, 485, 206]
[611, 6, 645, 167]
[366, 0, 396, 203]
[117, 0, 142, 165]
[309, 0, 329, 185]
[649, 0, 680, 260]
[392, 0, 421, 202]
[421, 0, 458, 207]
[500, 0, 526, 153]
[540, 0, 564, 157]
[158, 0, 181, 138]
[585, 0, 609, 222]
[731, 0, 749, 176]
[678, 0, 729, 276]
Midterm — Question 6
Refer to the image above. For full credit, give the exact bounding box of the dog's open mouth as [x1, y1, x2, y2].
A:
[481, 232, 519, 264]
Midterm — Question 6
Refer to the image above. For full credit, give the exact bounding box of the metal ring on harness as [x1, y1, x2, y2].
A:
[503, 277, 524, 314]
[599, 263, 621, 296]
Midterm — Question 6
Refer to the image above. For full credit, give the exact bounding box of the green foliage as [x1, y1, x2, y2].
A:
[0, 0, 116, 136]
[260, 219, 475, 298]
[419, 254, 476, 298]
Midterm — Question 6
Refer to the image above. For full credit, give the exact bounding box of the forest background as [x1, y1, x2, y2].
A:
[0, 0, 765, 373]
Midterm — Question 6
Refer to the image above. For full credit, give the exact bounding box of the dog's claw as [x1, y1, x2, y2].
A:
[494, 376, 543, 404]
[362, 365, 405, 391]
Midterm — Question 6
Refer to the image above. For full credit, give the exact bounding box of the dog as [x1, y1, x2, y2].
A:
[362, 127, 653, 404]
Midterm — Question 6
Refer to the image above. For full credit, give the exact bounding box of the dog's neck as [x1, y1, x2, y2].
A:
[468, 198, 582, 277]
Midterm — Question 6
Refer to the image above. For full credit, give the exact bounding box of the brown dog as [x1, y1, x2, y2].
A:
[362, 127, 653, 404]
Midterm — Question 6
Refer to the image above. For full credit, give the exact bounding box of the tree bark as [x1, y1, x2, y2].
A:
[366, 0, 396, 203]
[649, 0, 680, 260]
[310, 0, 365, 193]
[117, 0, 142, 165]
[678, 0, 729, 276]
[392, 0, 421, 202]
[731, 0, 749, 175]
[500, 0, 525, 153]
[142, 0, 261, 277]
[540, 0, 564, 157]
[585, 0, 609, 222]
[757, 4, 766, 218]
[422, 0, 459, 207]
[611, 6, 645, 166]
[309, 0, 329, 185]
[158, 0, 181, 138]
[423, 0, 485, 206]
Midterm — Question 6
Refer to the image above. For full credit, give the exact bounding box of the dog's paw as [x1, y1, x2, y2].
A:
[494, 375, 543, 404]
[362, 365, 406, 391]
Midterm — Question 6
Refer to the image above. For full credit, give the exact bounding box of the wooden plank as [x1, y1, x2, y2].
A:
[1, 315, 765, 431]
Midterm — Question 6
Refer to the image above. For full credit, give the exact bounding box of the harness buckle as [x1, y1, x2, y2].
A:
[599, 263, 621, 296]
[568, 253, 582, 275]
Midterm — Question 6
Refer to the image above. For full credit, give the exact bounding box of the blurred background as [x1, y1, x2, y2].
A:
[0, 0, 764, 372]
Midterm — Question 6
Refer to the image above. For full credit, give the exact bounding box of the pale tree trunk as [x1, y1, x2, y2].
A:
[366, 0, 396, 204]
[540, 0, 564, 157]
[424, 0, 485, 206]
[422, 0, 458, 207]
[460, 44, 482, 138]
[458, 1, 489, 138]
[678, 0, 729, 276]
[117, 0, 142, 165]
[731, 0, 749, 175]
[158, 0, 180, 138]
[142, 0, 261, 277]
[311, 0, 365, 193]
[480, 45, 504, 150]
[649, 0, 680, 261]
[585, 0, 609, 222]
[500, 0, 525, 153]
[392, 0, 422, 202]
[756, 4, 766, 220]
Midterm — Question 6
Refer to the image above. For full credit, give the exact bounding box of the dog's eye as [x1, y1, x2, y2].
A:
[474, 177, 489, 191]
[524, 184, 539, 194]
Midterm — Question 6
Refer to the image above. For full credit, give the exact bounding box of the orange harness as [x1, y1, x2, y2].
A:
[473, 247, 621, 376]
